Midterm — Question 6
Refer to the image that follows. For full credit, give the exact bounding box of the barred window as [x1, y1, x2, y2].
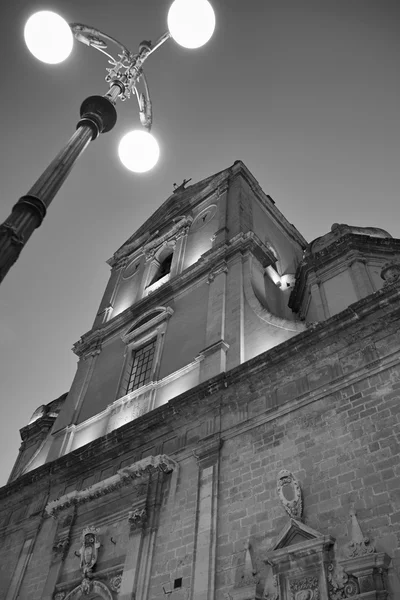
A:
[123, 339, 156, 394]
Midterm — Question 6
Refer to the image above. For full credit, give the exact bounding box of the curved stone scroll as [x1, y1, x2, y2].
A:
[64, 579, 113, 600]
[277, 470, 303, 520]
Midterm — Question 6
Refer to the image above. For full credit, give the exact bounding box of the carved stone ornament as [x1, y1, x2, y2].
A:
[63, 579, 113, 600]
[46, 455, 177, 518]
[79, 526, 100, 577]
[289, 576, 320, 600]
[277, 470, 303, 520]
[327, 563, 359, 599]
[381, 260, 400, 287]
[52, 536, 70, 561]
[264, 574, 279, 600]
[109, 573, 123, 593]
[128, 507, 147, 530]
[80, 578, 92, 596]
[54, 593, 66, 600]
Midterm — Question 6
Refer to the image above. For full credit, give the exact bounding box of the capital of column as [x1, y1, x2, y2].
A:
[194, 437, 223, 467]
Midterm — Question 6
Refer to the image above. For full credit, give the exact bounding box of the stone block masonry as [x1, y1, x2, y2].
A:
[0, 283, 400, 599]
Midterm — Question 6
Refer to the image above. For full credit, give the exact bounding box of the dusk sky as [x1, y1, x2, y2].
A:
[1, 0, 400, 485]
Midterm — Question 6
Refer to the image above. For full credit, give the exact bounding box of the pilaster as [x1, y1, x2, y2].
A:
[41, 508, 75, 600]
[119, 503, 147, 600]
[309, 274, 329, 321]
[200, 264, 228, 381]
[348, 257, 374, 299]
[192, 437, 222, 600]
[225, 253, 244, 370]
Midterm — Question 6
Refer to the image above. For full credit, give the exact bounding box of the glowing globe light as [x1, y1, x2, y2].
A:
[168, 0, 215, 49]
[24, 11, 73, 64]
[118, 130, 160, 173]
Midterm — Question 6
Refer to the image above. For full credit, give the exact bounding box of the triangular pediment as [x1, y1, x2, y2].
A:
[272, 519, 323, 551]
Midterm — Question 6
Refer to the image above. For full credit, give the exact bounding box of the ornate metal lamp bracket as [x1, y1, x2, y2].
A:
[69, 23, 171, 131]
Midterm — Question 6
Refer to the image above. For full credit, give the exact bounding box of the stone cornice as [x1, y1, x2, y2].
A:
[19, 414, 58, 443]
[73, 232, 276, 357]
[45, 455, 177, 518]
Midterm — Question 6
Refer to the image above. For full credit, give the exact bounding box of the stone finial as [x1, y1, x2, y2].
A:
[345, 508, 375, 558]
[380, 260, 400, 287]
[277, 470, 303, 521]
[234, 541, 259, 593]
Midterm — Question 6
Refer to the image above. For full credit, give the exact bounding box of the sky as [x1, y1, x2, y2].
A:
[0, 0, 400, 486]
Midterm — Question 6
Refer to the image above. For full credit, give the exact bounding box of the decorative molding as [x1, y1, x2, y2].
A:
[327, 563, 359, 599]
[121, 306, 173, 344]
[196, 340, 229, 359]
[381, 259, 400, 287]
[64, 579, 113, 600]
[277, 470, 303, 520]
[142, 216, 193, 259]
[289, 576, 320, 600]
[194, 437, 223, 466]
[108, 571, 123, 593]
[128, 507, 147, 531]
[45, 455, 177, 518]
[207, 262, 228, 283]
[52, 535, 71, 562]
[74, 334, 103, 360]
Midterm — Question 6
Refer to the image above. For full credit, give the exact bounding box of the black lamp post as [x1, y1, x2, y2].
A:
[0, 1, 215, 283]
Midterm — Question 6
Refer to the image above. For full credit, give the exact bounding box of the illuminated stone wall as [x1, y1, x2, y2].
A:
[15, 161, 308, 473]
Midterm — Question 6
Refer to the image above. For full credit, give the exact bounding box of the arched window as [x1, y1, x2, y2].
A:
[150, 250, 173, 285]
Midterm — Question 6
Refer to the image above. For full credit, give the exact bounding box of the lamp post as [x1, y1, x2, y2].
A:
[0, 0, 215, 284]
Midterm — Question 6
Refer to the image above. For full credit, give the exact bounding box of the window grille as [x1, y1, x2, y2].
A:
[124, 338, 156, 394]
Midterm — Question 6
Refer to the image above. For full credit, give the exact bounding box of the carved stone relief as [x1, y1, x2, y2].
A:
[276, 470, 303, 520]
[109, 572, 123, 593]
[327, 563, 359, 599]
[128, 507, 147, 531]
[52, 535, 70, 562]
[79, 526, 100, 578]
[289, 576, 320, 600]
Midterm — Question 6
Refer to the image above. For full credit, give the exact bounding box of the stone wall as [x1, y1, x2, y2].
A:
[0, 283, 399, 599]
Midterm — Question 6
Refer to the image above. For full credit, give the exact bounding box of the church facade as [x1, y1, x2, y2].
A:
[1, 161, 399, 600]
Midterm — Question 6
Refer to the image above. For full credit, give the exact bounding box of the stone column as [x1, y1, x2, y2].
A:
[191, 438, 222, 600]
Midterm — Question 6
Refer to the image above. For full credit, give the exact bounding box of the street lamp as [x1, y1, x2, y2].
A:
[0, 0, 215, 284]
